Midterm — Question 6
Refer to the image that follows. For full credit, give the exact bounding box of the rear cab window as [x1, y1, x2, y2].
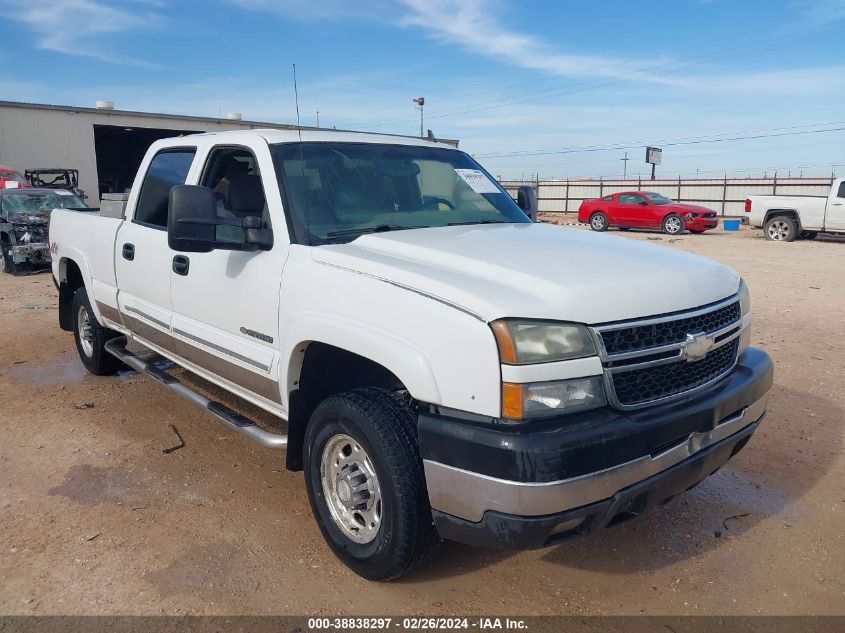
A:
[133, 149, 197, 229]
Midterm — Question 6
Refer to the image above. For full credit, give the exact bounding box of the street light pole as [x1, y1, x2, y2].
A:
[413, 96, 425, 138]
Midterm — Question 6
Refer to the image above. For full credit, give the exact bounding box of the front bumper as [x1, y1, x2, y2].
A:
[420, 347, 772, 549]
[11, 242, 51, 264]
[687, 217, 718, 230]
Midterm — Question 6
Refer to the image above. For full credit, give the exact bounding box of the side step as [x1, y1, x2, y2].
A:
[105, 337, 288, 450]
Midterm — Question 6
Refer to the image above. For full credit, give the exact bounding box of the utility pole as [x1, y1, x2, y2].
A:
[413, 97, 425, 137]
[316, 110, 320, 127]
[620, 152, 629, 179]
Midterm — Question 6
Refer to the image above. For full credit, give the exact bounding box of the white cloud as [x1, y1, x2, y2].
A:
[7, 0, 162, 67]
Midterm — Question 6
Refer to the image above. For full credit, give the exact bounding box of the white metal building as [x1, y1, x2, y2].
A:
[0, 100, 457, 206]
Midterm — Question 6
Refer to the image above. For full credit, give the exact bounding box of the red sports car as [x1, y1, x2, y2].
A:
[0, 165, 31, 190]
[578, 191, 719, 235]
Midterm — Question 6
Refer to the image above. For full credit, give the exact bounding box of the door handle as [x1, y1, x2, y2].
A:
[122, 243, 135, 261]
[172, 255, 190, 276]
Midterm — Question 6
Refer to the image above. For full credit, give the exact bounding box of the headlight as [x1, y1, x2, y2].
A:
[502, 377, 606, 419]
[738, 278, 751, 316]
[490, 320, 596, 364]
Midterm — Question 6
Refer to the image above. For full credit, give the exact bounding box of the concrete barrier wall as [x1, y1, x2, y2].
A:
[501, 177, 834, 216]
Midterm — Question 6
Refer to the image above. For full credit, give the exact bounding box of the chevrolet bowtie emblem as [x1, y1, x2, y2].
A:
[683, 331, 715, 361]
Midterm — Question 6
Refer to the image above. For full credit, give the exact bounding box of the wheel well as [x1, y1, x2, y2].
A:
[285, 342, 406, 471]
[764, 209, 801, 230]
[58, 259, 84, 331]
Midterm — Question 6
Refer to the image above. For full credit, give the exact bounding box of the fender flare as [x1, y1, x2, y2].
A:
[281, 311, 442, 407]
[56, 249, 103, 325]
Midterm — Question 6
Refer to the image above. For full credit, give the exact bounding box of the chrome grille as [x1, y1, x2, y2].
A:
[594, 297, 743, 410]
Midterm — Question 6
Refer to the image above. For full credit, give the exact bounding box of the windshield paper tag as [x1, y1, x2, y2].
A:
[5, 181, 19, 189]
[455, 169, 501, 194]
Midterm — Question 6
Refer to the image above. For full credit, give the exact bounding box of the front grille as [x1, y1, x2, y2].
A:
[610, 339, 739, 407]
[595, 298, 742, 409]
[601, 301, 740, 355]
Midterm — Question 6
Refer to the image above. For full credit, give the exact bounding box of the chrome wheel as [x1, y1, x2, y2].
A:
[320, 433, 382, 544]
[767, 219, 791, 241]
[664, 216, 683, 234]
[77, 305, 94, 357]
[591, 214, 606, 230]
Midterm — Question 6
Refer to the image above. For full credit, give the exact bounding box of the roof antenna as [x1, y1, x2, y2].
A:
[292, 63, 311, 242]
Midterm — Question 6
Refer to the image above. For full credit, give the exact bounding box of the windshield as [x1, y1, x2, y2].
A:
[644, 192, 674, 205]
[272, 142, 530, 244]
[1, 192, 86, 217]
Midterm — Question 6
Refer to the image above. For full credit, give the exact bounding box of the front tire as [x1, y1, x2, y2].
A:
[764, 216, 797, 242]
[662, 214, 684, 235]
[589, 211, 609, 232]
[72, 287, 123, 375]
[0, 245, 16, 275]
[304, 388, 439, 581]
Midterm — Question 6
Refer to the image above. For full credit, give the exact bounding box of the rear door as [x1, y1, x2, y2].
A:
[168, 140, 288, 409]
[616, 193, 648, 226]
[114, 146, 197, 351]
[824, 180, 845, 231]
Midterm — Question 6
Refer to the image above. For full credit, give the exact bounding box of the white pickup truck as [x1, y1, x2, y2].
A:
[49, 130, 772, 580]
[746, 178, 845, 241]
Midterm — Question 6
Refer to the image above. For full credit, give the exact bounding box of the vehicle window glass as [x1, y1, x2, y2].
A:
[644, 192, 673, 205]
[134, 150, 196, 228]
[1, 192, 86, 217]
[272, 142, 529, 245]
[618, 194, 645, 205]
[199, 147, 267, 244]
[838, 182, 845, 199]
[602, 195, 613, 202]
[1, 171, 28, 183]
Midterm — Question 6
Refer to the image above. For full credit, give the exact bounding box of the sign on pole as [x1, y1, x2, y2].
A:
[645, 146, 662, 165]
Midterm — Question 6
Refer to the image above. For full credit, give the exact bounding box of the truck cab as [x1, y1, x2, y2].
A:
[49, 129, 772, 581]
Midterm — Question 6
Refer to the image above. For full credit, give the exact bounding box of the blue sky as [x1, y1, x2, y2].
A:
[1, 0, 843, 179]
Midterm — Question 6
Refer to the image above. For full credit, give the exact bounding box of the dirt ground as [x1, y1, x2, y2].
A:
[0, 224, 843, 616]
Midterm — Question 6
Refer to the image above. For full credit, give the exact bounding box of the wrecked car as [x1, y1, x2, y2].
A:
[0, 188, 87, 274]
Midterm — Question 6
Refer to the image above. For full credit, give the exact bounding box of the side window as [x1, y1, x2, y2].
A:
[134, 149, 196, 229]
[619, 194, 644, 205]
[602, 195, 613, 202]
[837, 182, 845, 199]
[200, 147, 267, 243]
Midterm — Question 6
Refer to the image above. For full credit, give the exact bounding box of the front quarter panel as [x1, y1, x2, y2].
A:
[278, 246, 502, 417]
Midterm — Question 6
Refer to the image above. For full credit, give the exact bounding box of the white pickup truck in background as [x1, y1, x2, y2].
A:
[49, 129, 772, 581]
[746, 178, 845, 241]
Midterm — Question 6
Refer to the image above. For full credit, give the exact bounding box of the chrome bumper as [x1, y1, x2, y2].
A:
[424, 392, 768, 522]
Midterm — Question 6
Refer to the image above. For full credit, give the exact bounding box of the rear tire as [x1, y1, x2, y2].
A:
[303, 388, 439, 581]
[764, 216, 797, 242]
[589, 211, 609, 232]
[662, 214, 684, 235]
[72, 287, 123, 375]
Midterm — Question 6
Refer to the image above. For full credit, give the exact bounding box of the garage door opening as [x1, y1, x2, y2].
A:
[93, 124, 201, 196]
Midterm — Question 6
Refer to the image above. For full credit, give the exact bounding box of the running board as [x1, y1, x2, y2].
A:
[105, 337, 288, 450]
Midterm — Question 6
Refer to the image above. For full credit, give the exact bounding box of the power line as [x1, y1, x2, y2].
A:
[474, 123, 845, 160]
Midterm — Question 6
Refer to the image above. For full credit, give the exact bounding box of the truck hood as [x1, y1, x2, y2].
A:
[312, 223, 740, 324]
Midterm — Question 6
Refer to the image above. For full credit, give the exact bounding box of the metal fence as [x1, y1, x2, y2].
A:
[500, 176, 834, 216]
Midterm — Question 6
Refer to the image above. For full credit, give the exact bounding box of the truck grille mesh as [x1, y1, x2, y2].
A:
[610, 339, 739, 407]
[601, 301, 741, 355]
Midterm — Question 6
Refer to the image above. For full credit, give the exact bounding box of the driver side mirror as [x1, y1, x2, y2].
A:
[167, 185, 273, 253]
[516, 185, 538, 222]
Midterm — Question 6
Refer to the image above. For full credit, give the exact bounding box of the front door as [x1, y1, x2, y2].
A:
[825, 180, 845, 231]
[616, 193, 648, 226]
[169, 142, 288, 409]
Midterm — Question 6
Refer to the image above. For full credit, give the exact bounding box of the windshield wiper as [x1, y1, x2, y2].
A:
[446, 219, 509, 226]
[326, 224, 416, 238]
